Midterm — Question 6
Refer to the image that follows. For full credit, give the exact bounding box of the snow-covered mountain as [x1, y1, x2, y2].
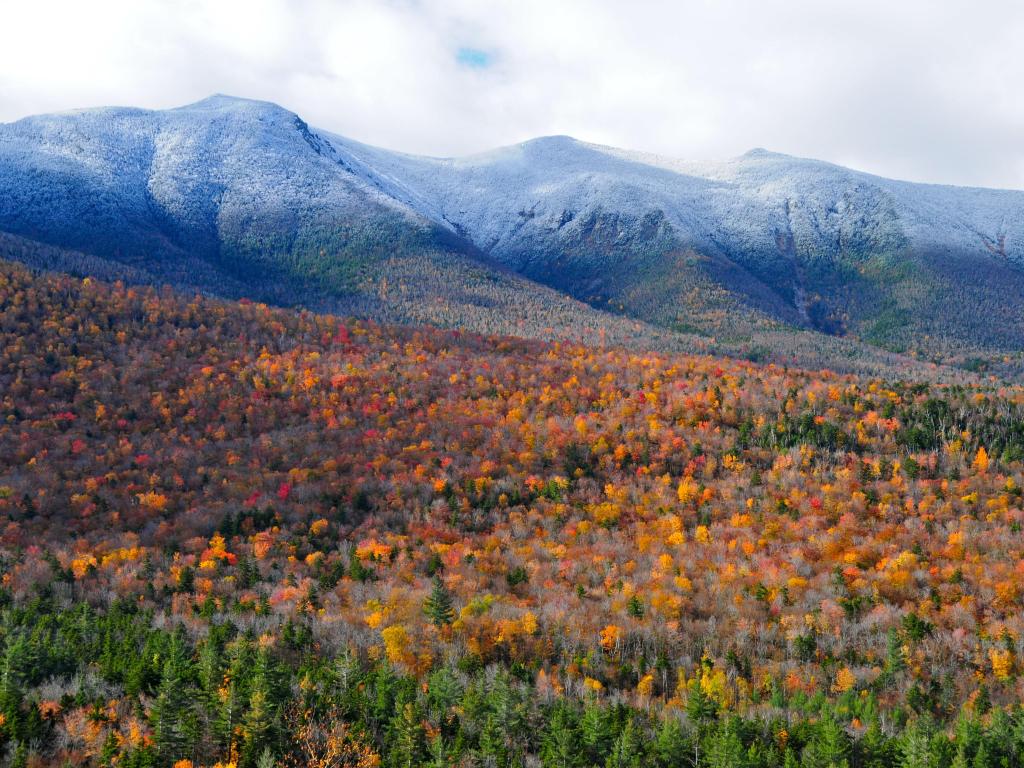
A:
[331, 132, 1024, 348]
[0, 95, 461, 299]
[2, 95, 1023, 368]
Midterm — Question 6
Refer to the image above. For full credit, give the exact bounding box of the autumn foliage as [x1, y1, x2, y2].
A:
[2, 259, 1024, 766]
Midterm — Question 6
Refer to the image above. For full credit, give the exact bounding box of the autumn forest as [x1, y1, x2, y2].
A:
[3, 259, 1024, 767]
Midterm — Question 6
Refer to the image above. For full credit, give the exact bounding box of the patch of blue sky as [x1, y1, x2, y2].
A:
[456, 47, 493, 69]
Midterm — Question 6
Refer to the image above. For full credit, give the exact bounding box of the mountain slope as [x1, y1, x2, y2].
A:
[1, 95, 1022, 375]
[0, 96, 713, 353]
[0, 95, 455, 297]
[332, 135, 1024, 362]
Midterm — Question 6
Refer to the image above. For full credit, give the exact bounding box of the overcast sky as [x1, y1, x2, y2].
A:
[2, 0, 1022, 189]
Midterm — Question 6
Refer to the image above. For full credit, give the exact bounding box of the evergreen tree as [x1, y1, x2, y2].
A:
[705, 716, 747, 768]
[541, 703, 583, 768]
[802, 712, 851, 768]
[487, 670, 527, 754]
[151, 632, 192, 765]
[423, 575, 456, 627]
[626, 595, 644, 618]
[857, 718, 897, 768]
[652, 716, 689, 768]
[388, 701, 427, 768]
[255, 747, 276, 768]
[949, 713, 982, 768]
[899, 718, 936, 768]
[99, 732, 121, 767]
[240, 651, 279, 768]
[0, 643, 25, 745]
[605, 719, 644, 768]
[334, 649, 362, 717]
[686, 682, 718, 724]
[581, 701, 615, 761]
[347, 545, 373, 582]
[884, 627, 906, 681]
[427, 733, 455, 768]
[970, 740, 993, 768]
[425, 666, 462, 730]
[197, 636, 224, 748]
[478, 712, 510, 766]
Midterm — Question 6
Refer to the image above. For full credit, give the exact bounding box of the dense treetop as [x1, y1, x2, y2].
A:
[2, 259, 1024, 767]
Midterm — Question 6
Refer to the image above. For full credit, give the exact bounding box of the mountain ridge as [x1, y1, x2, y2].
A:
[2, 94, 1022, 376]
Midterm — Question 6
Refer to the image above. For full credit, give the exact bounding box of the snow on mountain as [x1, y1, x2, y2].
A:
[5, 93, 1020, 274]
[0, 95, 433, 270]
[333, 130, 1024, 272]
[327, 133, 730, 265]
[2, 94, 1023, 362]
[329, 126, 1024, 353]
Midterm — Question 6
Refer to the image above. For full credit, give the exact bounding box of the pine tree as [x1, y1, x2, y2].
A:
[425, 666, 462, 729]
[198, 638, 223, 713]
[652, 716, 689, 768]
[626, 595, 644, 618]
[478, 712, 509, 766]
[0, 642, 25, 741]
[899, 718, 935, 768]
[970, 740, 992, 768]
[348, 545, 373, 582]
[858, 718, 897, 768]
[487, 670, 527, 751]
[152, 660, 188, 762]
[217, 638, 254, 756]
[99, 732, 120, 767]
[151, 632, 192, 765]
[705, 716, 747, 768]
[255, 747, 276, 768]
[427, 733, 454, 768]
[541, 703, 583, 768]
[423, 575, 455, 627]
[334, 649, 362, 716]
[388, 701, 427, 768]
[241, 651, 278, 768]
[885, 627, 906, 680]
[580, 701, 614, 761]
[686, 682, 718, 724]
[605, 720, 644, 768]
[802, 712, 851, 768]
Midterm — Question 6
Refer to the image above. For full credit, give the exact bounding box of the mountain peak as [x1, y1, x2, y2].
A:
[174, 93, 290, 115]
[3, 96, 1024, 376]
[741, 147, 786, 160]
[524, 134, 580, 145]
[513, 135, 585, 154]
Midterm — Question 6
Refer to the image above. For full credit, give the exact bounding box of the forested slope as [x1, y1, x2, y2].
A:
[2, 261, 1024, 765]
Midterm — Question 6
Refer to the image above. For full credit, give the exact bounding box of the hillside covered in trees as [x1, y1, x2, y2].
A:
[3, 95, 1024, 379]
[3, 259, 1024, 767]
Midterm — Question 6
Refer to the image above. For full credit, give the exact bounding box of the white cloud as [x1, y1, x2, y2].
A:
[1, 0, 1022, 188]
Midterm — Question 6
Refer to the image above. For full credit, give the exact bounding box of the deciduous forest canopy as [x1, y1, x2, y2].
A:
[2, 260, 1024, 766]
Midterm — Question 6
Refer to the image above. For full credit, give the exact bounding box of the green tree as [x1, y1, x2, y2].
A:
[542, 703, 583, 768]
[802, 712, 851, 768]
[899, 718, 938, 768]
[388, 701, 427, 768]
[151, 632, 193, 765]
[705, 716, 747, 768]
[240, 651, 279, 767]
[423, 575, 456, 627]
[857, 718, 897, 768]
[580, 701, 615, 761]
[652, 716, 689, 768]
[686, 682, 718, 724]
[605, 719, 644, 768]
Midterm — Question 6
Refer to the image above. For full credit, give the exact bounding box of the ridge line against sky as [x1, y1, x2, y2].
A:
[2, 0, 1023, 189]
